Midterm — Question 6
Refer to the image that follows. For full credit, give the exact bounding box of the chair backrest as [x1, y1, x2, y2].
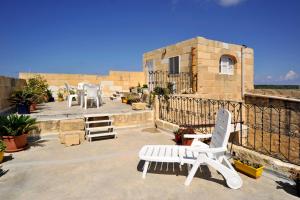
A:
[64, 83, 70, 93]
[78, 82, 88, 90]
[209, 109, 231, 149]
[84, 84, 99, 98]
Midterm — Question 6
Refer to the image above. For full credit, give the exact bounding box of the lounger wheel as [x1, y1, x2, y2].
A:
[226, 176, 242, 189]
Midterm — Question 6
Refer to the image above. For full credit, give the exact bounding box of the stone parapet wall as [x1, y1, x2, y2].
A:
[19, 70, 145, 97]
[0, 76, 26, 112]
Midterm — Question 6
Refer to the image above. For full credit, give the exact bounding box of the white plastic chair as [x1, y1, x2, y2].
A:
[138, 109, 243, 189]
[83, 84, 100, 109]
[65, 83, 77, 108]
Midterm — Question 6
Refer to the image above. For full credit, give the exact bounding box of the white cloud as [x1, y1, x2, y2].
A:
[282, 70, 299, 81]
[266, 75, 272, 80]
[217, 0, 245, 7]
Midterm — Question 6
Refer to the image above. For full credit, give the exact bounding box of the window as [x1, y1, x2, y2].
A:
[220, 56, 234, 75]
[169, 56, 180, 74]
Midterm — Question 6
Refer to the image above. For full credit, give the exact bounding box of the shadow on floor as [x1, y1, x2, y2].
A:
[137, 160, 227, 187]
[2, 154, 14, 163]
[0, 166, 9, 177]
[28, 136, 48, 148]
[276, 181, 299, 197]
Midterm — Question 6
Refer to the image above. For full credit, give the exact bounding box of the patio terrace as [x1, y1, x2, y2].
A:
[0, 127, 298, 200]
[29, 97, 147, 121]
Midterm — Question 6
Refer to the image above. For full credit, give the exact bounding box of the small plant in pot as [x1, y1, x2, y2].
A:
[126, 93, 140, 105]
[180, 127, 196, 145]
[0, 114, 37, 152]
[173, 129, 182, 145]
[57, 91, 64, 102]
[46, 89, 55, 102]
[8, 90, 33, 114]
[0, 140, 6, 163]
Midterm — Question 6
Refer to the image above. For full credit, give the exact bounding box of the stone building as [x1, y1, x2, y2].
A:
[143, 36, 254, 101]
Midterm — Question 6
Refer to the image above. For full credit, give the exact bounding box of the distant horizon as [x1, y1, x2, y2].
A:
[0, 0, 299, 84]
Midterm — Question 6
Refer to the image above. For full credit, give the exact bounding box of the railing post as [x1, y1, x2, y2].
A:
[154, 95, 160, 121]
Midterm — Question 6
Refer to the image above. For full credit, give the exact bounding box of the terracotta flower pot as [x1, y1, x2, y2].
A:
[182, 138, 194, 146]
[2, 134, 28, 152]
[175, 134, 182, 145]
[30, 103, 37, 112]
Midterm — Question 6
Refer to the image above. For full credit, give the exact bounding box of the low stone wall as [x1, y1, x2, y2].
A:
[0, 76, 26, 113]
[32, 111, 154, 136]
[19, 70, 145, 97]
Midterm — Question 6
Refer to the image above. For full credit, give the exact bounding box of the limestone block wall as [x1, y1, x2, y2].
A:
[143, 36, 254, 101]
[0, 76, 26, 112]
[19, 71, 145, 97]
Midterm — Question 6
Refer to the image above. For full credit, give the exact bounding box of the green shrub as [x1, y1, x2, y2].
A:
[0, 114, 37, 136]
[25, 75, 49, 103]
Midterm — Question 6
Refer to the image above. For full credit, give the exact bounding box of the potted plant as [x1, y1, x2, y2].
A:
[173, 129, 182, 145]
[127, 93, 140, 105]
[0, 114, 37, 152]
[233, 159, 264, 178]
[25, 75, 49, 103]
[57, 91, 64, 102]
[180, 127, 196, 145]
[290, 168, 300, 196]
[46, 89, 55, 102]
[121, 95, 128, 104]
[8, 90, 33, 114]
[0, 140, 6, 163]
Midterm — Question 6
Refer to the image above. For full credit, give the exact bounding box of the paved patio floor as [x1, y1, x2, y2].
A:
[29, 98, 149, 121]
[0, 128, 298, 200]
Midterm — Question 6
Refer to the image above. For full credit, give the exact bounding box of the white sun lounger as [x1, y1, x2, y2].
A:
[138, 109, 243, 189]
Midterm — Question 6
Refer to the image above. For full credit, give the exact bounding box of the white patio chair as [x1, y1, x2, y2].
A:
[83, 84, 100, 109]
[138, 109, 243, 189]
[65, 83, 77, 108]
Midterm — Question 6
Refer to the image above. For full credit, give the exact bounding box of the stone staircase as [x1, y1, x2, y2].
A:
[84, 114, 117, 142]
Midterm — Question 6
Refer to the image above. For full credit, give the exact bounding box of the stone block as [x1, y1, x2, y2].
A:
[60, 130, 85, 145]
[59, 119, 84, 132]
[132, 102, 147, 110]
[64, 134, 80, 147]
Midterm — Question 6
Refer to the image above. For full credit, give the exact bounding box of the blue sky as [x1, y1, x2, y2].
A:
[0, 0, 299, 84]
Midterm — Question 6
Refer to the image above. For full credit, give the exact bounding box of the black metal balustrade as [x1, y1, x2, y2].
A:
[158, 95, 300, 165]
[148, 71, 196, 93]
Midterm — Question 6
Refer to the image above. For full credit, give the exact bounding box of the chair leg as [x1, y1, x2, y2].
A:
[85, 97, 87, 109]
[96, 98, 99, 108]
[142, 161, 150, 179]
[68, 97, 72, 107]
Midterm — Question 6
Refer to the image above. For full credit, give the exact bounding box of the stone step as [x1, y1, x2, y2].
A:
[86, 126, 114, 132]
[86, 132, 117, 138]
[85, 119, 113, 124]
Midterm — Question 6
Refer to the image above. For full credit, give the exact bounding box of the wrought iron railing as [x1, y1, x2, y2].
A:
[158, 95, 300, 165]
[148, 71, 196, 93]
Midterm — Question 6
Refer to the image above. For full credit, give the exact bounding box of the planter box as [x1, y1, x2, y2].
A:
[234, 160, 264, 178]
[121, 97, 128, 103]
[0, 152, 3, 163]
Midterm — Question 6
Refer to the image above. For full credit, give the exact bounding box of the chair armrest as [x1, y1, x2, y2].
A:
[183, 134, 212, 139]
[186, 147, 226, 154]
